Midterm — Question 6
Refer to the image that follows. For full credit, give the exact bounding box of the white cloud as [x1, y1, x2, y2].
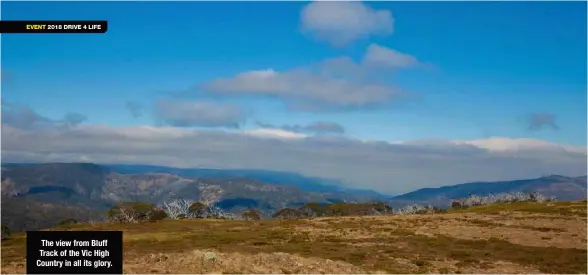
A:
[201, 44, 421, 111]
[300, 1, 394, 46]
[2, 124, 585, 194]
[243, 128, 308, 139]
[364, 43, 422, 69]
[153, 99, 246, 128]
[257, 121, 346, 134]
[203, 67, 396, 110]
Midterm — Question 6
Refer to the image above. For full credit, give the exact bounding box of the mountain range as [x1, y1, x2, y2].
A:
[1, 163, 379, 232]
[1, 162, 586, 232]
[105, 164, 390, 198]
[388, 174, 587, 207]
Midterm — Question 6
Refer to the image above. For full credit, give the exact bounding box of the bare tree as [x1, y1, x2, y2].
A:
[393, 204, 435, 215]
[118, 207, 138, 223]
[206, 204, 240, 220]
[198, 185, 223, 206]
[159, 198, 194, 219]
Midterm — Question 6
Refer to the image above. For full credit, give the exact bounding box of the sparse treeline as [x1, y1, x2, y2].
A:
[0, 191, 560, 236]
[106, 200, 242, 223]
[449, 191, 556, 209]
[103, 199, 399, 223]
[396, 192, 558, 214]
[106, 191, 558, 223]
[45, 191, 558, 226]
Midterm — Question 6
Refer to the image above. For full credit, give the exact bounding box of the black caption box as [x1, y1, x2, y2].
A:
[26, 231, 122, 274]
[0, 20, 108, 33]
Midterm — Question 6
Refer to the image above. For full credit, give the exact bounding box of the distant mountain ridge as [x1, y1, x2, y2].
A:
[2, 162, 586, 232]
[106, 164, 391, 197]
[1, 163, 381, 232]
[389, 175, 587, 207]
[3, 163, 390, 198]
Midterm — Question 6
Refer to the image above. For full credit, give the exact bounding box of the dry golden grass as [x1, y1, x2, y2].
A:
[2, 201, 586, 274]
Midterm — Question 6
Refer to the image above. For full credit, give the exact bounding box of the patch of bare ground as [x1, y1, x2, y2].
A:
[123, 250, 372, 274]
[2, 201, 586, 274]
[426, 259, 542, 274]
[458, 260, 543, 274]
[308, 214, 562, 245]
[399, 213, 587, 250]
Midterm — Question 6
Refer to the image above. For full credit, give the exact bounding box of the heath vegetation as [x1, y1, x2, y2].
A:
[2, 192, 586, 274]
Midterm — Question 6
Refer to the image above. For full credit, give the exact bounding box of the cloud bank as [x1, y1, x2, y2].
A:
[2, 123, 585, 194]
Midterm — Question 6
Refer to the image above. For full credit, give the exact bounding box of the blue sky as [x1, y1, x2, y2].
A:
[1, 1, 586, 193]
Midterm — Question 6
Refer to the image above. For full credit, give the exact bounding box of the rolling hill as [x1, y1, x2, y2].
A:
[389, 175, 587, 207]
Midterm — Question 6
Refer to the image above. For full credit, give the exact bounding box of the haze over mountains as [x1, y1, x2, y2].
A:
[106, 164, 389, 198]
[2, 162, 586, 232]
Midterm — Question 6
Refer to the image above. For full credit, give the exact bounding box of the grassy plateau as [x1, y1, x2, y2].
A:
[2, 201, 587, 274]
